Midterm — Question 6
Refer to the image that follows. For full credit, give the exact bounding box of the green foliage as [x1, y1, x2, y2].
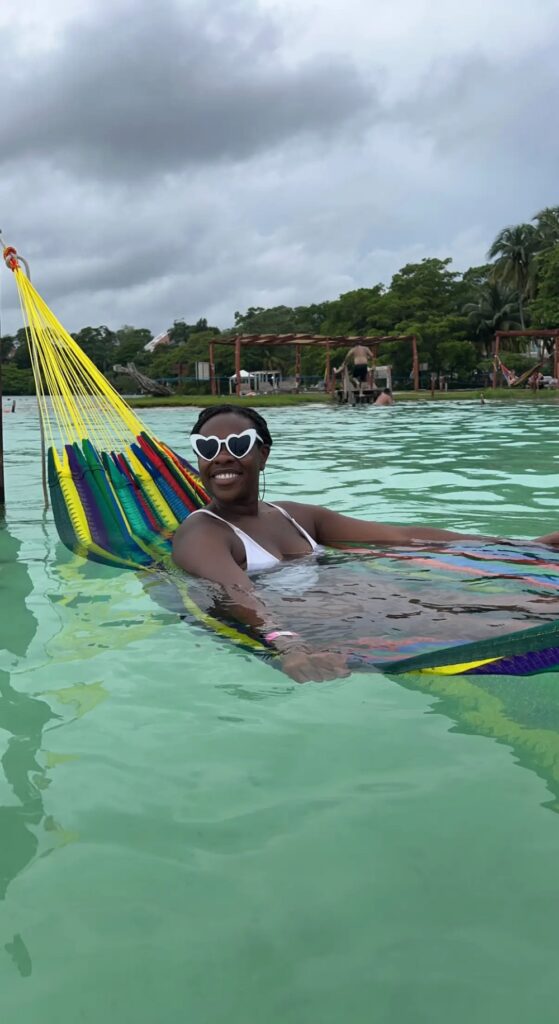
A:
[533, 206, 559, 251]
[385, 258, 461, 325]
[0, 365, 35, 395]
[12, 331, 33, 369]
[436, 339, 478, 376]
[72, 325, 117, 372]
[113, 325, 153, 366]
[529, 248, 559, 327]
[233, 304, 327, 335]
[463, 281, 521, 345]
[0, 335, 16, 361]
[320, 287, 384, 335]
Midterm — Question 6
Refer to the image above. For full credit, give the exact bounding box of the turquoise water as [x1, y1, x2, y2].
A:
[3, 398, 559, 1023]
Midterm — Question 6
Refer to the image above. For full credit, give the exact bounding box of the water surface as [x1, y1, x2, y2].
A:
[2, 398, 559, 1023]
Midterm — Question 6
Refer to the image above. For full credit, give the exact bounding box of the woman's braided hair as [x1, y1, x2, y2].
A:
[190, 404, 273, 447]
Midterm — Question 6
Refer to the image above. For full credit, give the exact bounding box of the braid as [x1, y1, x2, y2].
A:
[190, 404, 273, 447]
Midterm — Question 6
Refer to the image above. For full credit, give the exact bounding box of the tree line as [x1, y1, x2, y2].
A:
[2, 205, 559, 394]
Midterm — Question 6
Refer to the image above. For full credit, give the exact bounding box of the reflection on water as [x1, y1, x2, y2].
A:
[0, 521, 97, 976]
[396, 669, 559, 814]
[1, 521, 43, 978]
[0, 667, 56, 902]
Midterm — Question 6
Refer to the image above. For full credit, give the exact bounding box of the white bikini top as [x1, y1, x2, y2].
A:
[191, 502, 319, 573]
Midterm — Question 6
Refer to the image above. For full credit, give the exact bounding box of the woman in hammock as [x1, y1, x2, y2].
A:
[172, 405, 559, 682]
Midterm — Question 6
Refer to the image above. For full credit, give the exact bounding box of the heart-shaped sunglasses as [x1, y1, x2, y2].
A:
[190, 428, 264, 461]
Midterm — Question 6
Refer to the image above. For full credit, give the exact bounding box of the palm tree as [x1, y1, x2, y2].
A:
[487, 223, 538, 328]
[532, 206, 559, 252]
[463, 281, 521, 352]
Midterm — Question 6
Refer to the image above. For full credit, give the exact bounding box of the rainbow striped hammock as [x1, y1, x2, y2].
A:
[5, 247, 559, 678]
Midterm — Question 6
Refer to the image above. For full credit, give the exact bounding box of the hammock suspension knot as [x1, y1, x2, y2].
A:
[3, 246, 19, 271]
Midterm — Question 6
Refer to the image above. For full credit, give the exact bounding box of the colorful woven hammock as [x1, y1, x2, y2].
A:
[3, 246, 208, 571]
[4, 243, 559, 678]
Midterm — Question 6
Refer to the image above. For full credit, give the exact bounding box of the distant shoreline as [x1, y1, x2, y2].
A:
[127, 389, 559, 409]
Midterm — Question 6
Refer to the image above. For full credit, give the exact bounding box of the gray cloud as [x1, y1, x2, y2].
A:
[1, 0, 373, 181]
[1, 0, 558, 339]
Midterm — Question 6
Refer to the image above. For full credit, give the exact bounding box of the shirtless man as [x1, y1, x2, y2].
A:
[374, 388, 394, 406]
[337, 344, 373, 394]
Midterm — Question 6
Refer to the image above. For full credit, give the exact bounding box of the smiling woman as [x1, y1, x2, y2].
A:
[171, 403, 559, 682]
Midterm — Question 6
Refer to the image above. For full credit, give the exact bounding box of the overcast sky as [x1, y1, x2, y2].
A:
[1, 0, 558, 336]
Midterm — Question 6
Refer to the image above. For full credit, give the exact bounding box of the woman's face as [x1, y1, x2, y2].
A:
[194, 412, 270, 504]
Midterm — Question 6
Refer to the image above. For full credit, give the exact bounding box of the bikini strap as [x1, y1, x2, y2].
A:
[265, 502, 317, 550]
[191, 507, 243, 539]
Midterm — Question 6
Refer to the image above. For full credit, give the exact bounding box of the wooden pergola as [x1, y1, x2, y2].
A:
[493, 329, 559, 388]
[208, 333, 419, 396]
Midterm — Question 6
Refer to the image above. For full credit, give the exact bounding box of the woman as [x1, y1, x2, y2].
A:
[172, 405, 559, 682]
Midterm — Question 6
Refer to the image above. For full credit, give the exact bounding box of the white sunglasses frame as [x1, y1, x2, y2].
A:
[190, 427, 264, 461]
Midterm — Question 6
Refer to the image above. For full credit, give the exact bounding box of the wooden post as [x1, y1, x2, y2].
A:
[0, 346, 4, 506]
[209, 341, 216, 396]
[369, 342, 377, 390]
[412, 336, 419, 390]
[493, 333, 500, 389]
[235, 337, 242, 397]
[295, 344, 301, 391]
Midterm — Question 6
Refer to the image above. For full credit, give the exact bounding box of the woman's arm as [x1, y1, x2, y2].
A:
[306, 505, 559, 548]
[172, 520, 349, 682]
[172, 519, 276, 631]
[311, 507, 480, 546]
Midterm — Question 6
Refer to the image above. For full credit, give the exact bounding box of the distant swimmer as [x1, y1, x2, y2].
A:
[3, 399, 15, 413]
[374, 388, 394, 407]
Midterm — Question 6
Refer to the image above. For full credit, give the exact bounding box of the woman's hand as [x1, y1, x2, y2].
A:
[535, 531, 559, 548]
[278, 647, 351, 683]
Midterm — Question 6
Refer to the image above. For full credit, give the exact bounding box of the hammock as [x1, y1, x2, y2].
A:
[4, 242, 559, 678]
[494, 354, 543, 388]
[2, 246, 209, 571]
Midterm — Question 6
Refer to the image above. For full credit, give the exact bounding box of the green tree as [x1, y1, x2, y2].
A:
[488, 224, 538, 328]
[437, 339, 478, 377]
[233, 304, 327, 335]
[529, 247, 559, 328]
[72, 326, 117, 372]
[319, 287, 385, 335]
[532, 206, 559, 252]
[0, 335, 16, 361]
[12, 328, 32, 370]
[0, 366, 35, 394]
[113, 325, 152, 366]
[383, 258, 462, 326]
[463, 281, 521, 349]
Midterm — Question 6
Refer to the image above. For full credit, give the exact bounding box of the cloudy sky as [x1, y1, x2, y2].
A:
[1, 0, 558, 336]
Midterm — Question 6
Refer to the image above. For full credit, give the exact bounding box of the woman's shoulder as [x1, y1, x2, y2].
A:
[174, 509, 222, 541]
[270, 500, 320, 530]
[173, 508, 237, 558]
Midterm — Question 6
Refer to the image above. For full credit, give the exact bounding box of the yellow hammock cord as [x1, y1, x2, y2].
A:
[4, 252, 147, 457]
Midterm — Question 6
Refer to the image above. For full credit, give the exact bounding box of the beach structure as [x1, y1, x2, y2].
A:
[206, 333, 419, 397]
